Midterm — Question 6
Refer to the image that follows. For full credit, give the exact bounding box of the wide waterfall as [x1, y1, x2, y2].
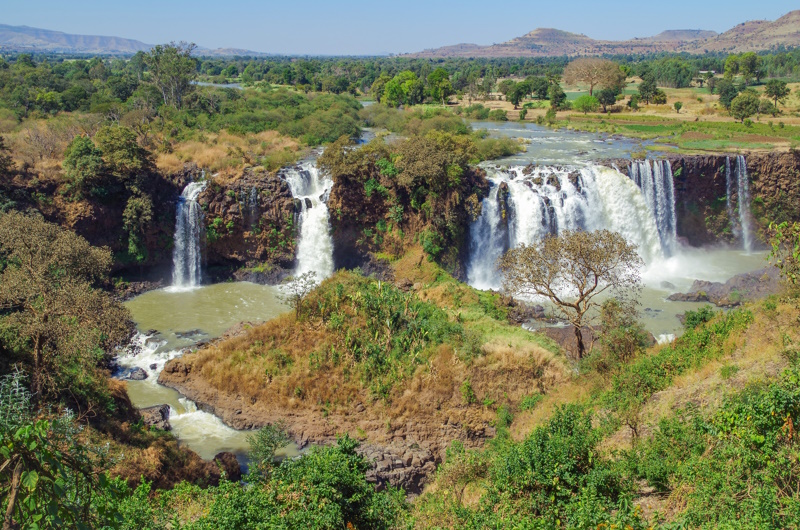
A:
[281, 162, 334, 280]
[628, 160, 677, 256]
[467, 164, 663, 290]
[171, 181, 207, 288]
[724, 155, 754, 251]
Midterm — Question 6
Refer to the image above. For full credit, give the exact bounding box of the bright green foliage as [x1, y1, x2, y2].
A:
[548, 83, 567, 110]
[304, 271, 464, 399]
[730, 90, 761, 123]
[416, 405, 647, 529]
[674, 101, 683, 113]
[0, 373, 123, 530]
[62, 136, 104, 193]
[94, 125, 151, 176]
[638, 74, 657, 104]
[573, 94, 600, 114]
[765, 79, 790, 107]
[770, 220, 800, 289]
[605, 307, 753, 436]
[487, 109, 507, 121]
[247, 421, 291, 478]
[428, 68, 454, 105]
[717, 78, 739, 109]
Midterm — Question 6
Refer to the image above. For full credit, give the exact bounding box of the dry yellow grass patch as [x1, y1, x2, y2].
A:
[156, 130, 302, 177]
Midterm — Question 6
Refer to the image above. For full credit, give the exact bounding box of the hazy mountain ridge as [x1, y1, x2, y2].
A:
[407, 10, 800, 58]
[0, 24, 151, 54]
[0, 24, 268, 57]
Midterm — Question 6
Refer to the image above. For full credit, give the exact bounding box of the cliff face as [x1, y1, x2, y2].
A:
[615, 151, 800, 248]
[0, 168, 180, 276]
[197, 168, 297, 283]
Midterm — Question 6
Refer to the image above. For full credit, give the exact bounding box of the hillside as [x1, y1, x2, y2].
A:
[681, 9, 800, 53]
[0, 24, 151, 54]
[407, 10, 800, 57]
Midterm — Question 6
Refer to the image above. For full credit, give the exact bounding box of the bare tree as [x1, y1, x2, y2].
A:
[499, 230, 643, 359]
[563, 58, 626, 96]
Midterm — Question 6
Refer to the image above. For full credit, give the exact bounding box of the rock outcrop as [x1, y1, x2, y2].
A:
[668, 266, 783, 307]
[139, 404, 171, 430]
[197, 168, 297, 283]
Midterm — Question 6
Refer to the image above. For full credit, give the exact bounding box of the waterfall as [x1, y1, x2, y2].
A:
[736, 155, 753, 252]
[281, 162, 334, 280]
[724, 156, 754, 251]
[171, 181, 207, 288]
[628, 160, 677, 255]
[466, 164, 663, 290]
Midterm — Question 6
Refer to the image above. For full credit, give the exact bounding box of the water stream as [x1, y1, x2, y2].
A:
[118, 283, 297, 461]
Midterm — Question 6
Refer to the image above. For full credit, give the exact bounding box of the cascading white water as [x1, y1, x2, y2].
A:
[281, 162, 334, 280]
[466, 164, 663, 290]
[724, 155, 754, 251]
[629, 160, 677, 256]
[172, 181, 207, 288]
[736, 155, 754, 252]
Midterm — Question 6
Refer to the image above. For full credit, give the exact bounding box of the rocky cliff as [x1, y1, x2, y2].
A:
[196, 168, 298, 283]
[613, 151, 800, 248]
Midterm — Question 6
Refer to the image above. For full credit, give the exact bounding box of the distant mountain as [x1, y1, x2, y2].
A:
[0, 24, 269, 57]
[679, 10, 800, 53]
[407, 10, 800, 58]
[643, 30, 718, 42]
[0, 24, 151, 54]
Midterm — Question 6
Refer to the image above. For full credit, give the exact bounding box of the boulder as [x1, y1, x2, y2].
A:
[140, 404, 171, 430]
[667, 266, 782, 307]
[213, 452, 242, 482]
[128, 367, 148, 380]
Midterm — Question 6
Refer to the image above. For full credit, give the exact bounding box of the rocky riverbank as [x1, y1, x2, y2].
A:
[158, 355, 496, 495]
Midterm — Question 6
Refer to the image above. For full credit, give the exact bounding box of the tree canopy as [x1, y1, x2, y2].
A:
[499, 230, 642, 359]
[563, 58, 625, 96]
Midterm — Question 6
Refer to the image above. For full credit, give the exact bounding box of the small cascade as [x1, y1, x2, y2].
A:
[724, 155, 754, 251]
[171, 181, 207, 288]
[725, 157, 739, 240]
[466, 164, 663, 290]
[281, 162, 334, 280]
[736, 155, 754, 252]
[628, 160, 677, 256]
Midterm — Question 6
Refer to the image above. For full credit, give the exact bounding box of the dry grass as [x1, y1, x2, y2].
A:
[156, 130, 302, 177]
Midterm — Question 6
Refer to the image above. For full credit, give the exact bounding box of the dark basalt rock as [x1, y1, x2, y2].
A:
[667, 266, 782, 307]
[140, 404, 170, 430]
[128, 367, 148, 380]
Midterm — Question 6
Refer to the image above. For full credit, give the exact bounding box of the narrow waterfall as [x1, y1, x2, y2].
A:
[628, 160, 677, 255]
[724, 155, 754, 251]
[736, 155, 754, 252]
[171, 181, 207, 288]
[466, 165, 663, 290]
[281, 162, 334, 280]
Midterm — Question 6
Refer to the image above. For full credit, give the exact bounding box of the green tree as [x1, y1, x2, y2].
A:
[143, 41, 198, 108]
[548, 83, 567, 110]
[724, 55, 740, 79]
[730, 90, 760, 122]
[247, 421, 291, 479]
[764, 79, 790, 107]
[716, 78, 739, 109]
[738, 52, 761, 84]
[0, 373, 123, 530]
[573, 94, 600, 114]
[62, 136, 104, 194]
[638, 74, 657, 104]
[497, 79, 516, 98]
[499, 230, 642, 360]
[674, 101, 683, 113]
[94, 125, 152, 177]
[0, 212, 132, 406]
[528, 76, 550, 100]
[507, 83, 526, 108]
[370, 74, 392, 103]
[596, 88, 618, 112]
[427, 68, 453, 105]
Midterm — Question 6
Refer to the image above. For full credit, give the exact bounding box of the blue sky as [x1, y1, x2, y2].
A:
[3, 0, 798, 55]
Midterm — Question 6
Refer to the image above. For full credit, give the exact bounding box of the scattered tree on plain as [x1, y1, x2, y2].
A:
[563, 58, 625, 96]
[765, 79, 790, 108]
[499, 229, 642, 359]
